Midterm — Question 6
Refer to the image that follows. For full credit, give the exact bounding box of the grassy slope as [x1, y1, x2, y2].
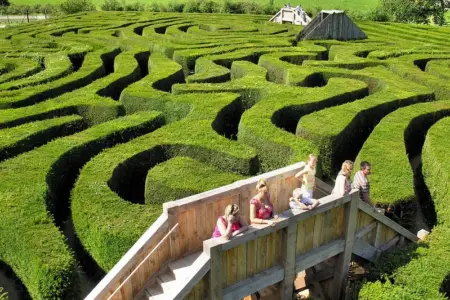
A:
[10, 0, 380, 12]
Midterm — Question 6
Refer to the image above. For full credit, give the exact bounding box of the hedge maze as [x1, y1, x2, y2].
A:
[0, 11, 449, 299]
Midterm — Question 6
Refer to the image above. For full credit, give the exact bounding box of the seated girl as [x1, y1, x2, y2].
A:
[289, 188, 320, 211]
[212, 204, 249, 240]
[250, 179, 278, 226]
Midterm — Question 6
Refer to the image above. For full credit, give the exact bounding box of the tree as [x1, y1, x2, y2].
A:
[0, 0, 10, 7]
[380, 0, 446, 25]
[59, 0, 95, 14]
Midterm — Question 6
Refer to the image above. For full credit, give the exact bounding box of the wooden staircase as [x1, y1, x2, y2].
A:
[139, 252, 210, 300]
[88, 163, 421, 300]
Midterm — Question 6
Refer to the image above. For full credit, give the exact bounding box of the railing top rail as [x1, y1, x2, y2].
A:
[86, 214, 169, 300]
[204, 191, 357, 253]
[164, 162, 306, 213]
[107, 223, 179, 300]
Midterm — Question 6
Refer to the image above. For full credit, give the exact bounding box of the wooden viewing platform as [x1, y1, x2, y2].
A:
[87, 163, 419, 300]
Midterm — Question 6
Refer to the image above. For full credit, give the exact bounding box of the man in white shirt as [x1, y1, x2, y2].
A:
[353, 161, 371, 204]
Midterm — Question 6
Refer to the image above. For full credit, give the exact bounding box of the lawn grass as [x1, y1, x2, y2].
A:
[9, 0, 380, 12]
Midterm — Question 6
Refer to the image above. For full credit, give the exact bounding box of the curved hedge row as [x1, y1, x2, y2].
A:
[72, 92, 257, 270]
[0, 112, 163, 299]
[353, 101, 450, 205]
[360, 117, 450, 299]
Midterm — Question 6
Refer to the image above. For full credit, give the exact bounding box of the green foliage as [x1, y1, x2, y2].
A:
[145, 157, 245, 204]
[199, 0, 219, 12]
[0, 0, 10, 6]
[360, 117, 450, 300]
[0, 288, 7, 300]
[101, 0, 124, 10]
[123, 0, 145, 11]
[59, 0, 95, 14]
[379, 0, 446, 25]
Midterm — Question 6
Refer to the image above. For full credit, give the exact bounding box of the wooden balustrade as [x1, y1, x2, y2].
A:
[107, 223, 179, 300]
[88, 161, 418, 300]
[88, 162, 309, 300]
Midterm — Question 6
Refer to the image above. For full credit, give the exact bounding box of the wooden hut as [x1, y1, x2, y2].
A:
[296, 10, 367, 41]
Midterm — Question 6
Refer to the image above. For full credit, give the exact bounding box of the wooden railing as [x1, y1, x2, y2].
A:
[87, 162, 313, 300]
[107, 223, 179, 300]
[201, 191, 419, 300]
[88, 161, 418, 300]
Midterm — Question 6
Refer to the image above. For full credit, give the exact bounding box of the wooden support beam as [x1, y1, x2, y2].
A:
[374, 222, 383, 248]
[353, 238, 380, 262]
[354, 221, 377, 239]
[295, 239, 345, 273]
[207, 244, 223, 300]
[331, 192, 359, 300]
[379, 235, 400, 252]
[280, 223, 298, 299]
[223, 265, 284, 300]
[357, 201, 418, 242]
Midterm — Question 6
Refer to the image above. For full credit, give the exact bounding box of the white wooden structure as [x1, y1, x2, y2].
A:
[87, 163, 419, 300]
[269, 7, 312, 25]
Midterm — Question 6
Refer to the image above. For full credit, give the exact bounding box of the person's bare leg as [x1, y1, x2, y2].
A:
[311, 199, 320, 209]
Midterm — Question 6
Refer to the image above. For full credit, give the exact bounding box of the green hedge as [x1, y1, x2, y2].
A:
[0, 48, 112, 109]
[0, 54, 75, 91]
[145, 156, 245, 204]
[425, 59, 450, 80]
[296, 66, 433, 178]
[354, 101, 450, 206]
[360, 117, 450, 299]
[72, 92, 257, 270]
[0, 112, 163, 299]
[0, 115, 85, 162]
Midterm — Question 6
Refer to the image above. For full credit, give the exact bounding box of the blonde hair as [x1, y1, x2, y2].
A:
[307, 154, 317, 162]
[292, 188, 302, 199]
[256, 179, 268, 193]
[341, 160, 354, 177]
[224, 204, 239, 218]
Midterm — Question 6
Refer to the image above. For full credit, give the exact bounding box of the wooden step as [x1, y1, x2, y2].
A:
[143, 251, 210, 300]
[157, 272, 177, 294]
[144, 284, 166, 300]
[168, 251, 208, 281]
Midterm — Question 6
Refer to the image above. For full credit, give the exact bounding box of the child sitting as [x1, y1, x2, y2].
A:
[289, 188, 320, 210]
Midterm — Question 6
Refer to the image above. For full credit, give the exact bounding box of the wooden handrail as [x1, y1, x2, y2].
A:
[107, 223, 179, 300]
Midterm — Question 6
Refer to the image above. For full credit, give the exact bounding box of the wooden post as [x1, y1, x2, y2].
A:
[166, 206, 181, 259]
[280, 222, 297, 299]
[26, 9, 29, 23]
[330, 192, 358, 300]
[208, 245, 223, 300]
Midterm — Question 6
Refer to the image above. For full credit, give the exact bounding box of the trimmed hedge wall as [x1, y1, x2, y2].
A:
[354, 101, 450, 206]
[0, 112, 164, 299]
[72, 92, 258, 270]
[360, 117, 450, 299]
[145, 156, 245, 204]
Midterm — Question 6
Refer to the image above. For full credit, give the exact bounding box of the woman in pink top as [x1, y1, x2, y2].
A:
[212, 204, 248, 240]
[250, 179, 279, 226]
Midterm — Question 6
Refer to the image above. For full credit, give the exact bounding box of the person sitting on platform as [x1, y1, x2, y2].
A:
[295, 154, 320, 208]
[332, 160, 354, 196]
[212, 204, 249, 240]
[250, 179, 279, 226]
[289, 188, 320, 210]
